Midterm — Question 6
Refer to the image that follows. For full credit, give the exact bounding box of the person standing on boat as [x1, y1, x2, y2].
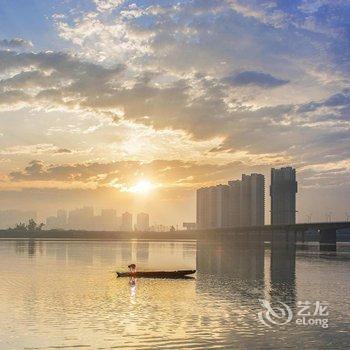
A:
[128, 264, 136, 274]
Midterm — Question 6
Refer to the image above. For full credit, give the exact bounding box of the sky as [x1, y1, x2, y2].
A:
[0, 0, 349, 225]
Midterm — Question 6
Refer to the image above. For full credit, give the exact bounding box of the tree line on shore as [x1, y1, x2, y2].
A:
[8, 219, 44, 231]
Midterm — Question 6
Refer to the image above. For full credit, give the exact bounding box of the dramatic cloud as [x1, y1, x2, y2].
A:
[9, 159, 269, 188]
[0, 48, 349, 166]
[0, 38, 33, 49]
[224, 71, 289, 88]
[0, 0, 349, 222]
[9, 156, 350, 194]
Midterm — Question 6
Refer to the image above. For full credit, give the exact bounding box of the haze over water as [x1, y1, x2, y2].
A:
[0, 238, 349, 349]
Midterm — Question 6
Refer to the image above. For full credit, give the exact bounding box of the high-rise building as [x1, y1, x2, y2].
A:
[197, 186, 213, 229]
[228, 180, 241, 227]
[196, 185, 230, 229]
[196, 173, 265, 229]
[240, 174, 252, 227]
[196, 187, 207, 229]
[207, 186, 217, 228]
[136, 213, 150, 231]
[238, 174, 265, 227]
[270, 167, 297, 225]
[250, 174, 265, 226]
[214, 185, 230, 228]
[121, 212, 133, 231]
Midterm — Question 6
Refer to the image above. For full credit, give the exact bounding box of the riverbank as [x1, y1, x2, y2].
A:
[0, 229, 197, 240]
[1, 228, 349, 241]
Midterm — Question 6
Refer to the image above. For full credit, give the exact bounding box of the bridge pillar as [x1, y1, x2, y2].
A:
[319, 228, 337, 251]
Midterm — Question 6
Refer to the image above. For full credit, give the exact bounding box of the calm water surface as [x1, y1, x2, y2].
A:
[0, 238, 349, 349]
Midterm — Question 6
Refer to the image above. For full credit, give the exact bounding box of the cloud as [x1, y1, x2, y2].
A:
[0, 144, 73, 156]
[0, 50, 124, 81]
[0, 1, 348, 189]
[0, 38, 33, 49]
[224, 71, 289, 88]
[10, 155, 350, 198]
[93, 0, 124, 12]
[227, 0, 289, 28]
[8, 159, 271, 189]
[0, 49, 349, 167]
[55, 148, 72, 154]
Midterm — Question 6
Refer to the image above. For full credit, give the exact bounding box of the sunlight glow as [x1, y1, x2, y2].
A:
[127, 180, 155, 194]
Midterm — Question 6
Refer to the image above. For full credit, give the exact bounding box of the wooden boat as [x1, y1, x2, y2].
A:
[116, 269, 196, 278]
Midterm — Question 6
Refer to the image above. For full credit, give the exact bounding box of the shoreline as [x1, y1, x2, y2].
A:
[0, 229, 198, 240]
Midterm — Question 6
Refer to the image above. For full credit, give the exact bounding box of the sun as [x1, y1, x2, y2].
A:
[111, 178, 158, 194]
[129, 180, 155, 194]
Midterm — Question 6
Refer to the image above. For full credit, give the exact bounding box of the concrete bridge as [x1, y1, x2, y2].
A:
[195, 221, 350, 250]
[1, 221, 349, 250]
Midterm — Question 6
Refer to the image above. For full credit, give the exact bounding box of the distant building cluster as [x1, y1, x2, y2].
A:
[46, 207, 150, 232]
[196, 167, 297, 229]
[0, 207, 173, 232]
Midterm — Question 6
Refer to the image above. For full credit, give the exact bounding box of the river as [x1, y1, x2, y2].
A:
[0, 238, 349, 349]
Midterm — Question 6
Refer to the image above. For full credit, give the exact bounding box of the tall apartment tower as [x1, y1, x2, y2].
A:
[196, 185, 230, 229]
[239, 174, 252, 227]
[121, 212, 133, 231]
[239, 174, 265, 226]
[196, 173, 265, 229]
[214, 185, 230, 228]
[250, 174, 265, 226]
[270, 167, 298, 225]
[228, 180, 241, 227]
[137, 213, 150, 231]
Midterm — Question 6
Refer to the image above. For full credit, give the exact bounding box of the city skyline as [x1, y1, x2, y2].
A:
[0, 0, 349, 225]
[2, 163, 349, 230]
[196, 167, 298, 230]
